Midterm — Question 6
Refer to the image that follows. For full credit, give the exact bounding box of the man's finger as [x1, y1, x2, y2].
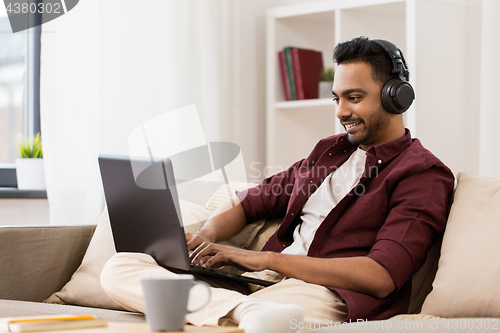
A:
[186, 234, 206, 252]
[190, 241, 213, 263]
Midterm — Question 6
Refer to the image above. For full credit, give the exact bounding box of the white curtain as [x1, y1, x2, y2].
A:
[40, 0, 238, 225]
[40, 1, 104, 225]
[479, 0, 500, 179]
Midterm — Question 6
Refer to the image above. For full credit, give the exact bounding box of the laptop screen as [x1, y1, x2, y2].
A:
[98, 155, 191, 271]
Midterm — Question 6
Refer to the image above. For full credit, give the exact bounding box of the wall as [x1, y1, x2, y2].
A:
[235, 0, 325, 183]
[412, 0, 481, 175]
[98, 0, 326, 181]
[0, 199, 49, 225]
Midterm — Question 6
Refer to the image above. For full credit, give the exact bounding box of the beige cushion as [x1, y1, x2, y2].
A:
[44, 207, 126, 310]
[421, 172, 500, 317]
[187, 182, 265, 249]
[45, 200, 212, 310]
[205, 182, 256, 211]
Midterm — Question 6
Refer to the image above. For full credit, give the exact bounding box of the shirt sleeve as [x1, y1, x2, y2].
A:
[367, 165, 454, 290]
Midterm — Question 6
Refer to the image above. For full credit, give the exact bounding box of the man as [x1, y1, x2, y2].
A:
[101, 37, 454, 333]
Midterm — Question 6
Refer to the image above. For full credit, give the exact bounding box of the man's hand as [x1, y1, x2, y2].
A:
[185, 230, 215, 252]
[189, 242, 269, 272]
[185, 199, 248, 253]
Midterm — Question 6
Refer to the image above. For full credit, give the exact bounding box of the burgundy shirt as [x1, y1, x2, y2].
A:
[237, 130, 454, 321]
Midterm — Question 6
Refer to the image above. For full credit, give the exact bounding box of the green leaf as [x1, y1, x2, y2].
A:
[18, 132, 43, 159]
[320, 67, 335, 81]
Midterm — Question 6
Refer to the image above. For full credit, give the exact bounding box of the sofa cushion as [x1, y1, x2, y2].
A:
[421, 172, 500, 317]
[45, 200, 213, 310]
[186, 182, 266, 250]
[205, 182, 256, 211]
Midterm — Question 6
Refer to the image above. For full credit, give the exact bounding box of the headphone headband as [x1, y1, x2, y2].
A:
[371, 39, 409, 82]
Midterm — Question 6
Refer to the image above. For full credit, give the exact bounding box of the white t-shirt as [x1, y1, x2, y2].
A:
[281, 148, 367, 256]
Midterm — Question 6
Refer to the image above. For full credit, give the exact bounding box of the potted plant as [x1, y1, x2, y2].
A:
[16, 133, 46, 190]
[319, 67, 335, 99]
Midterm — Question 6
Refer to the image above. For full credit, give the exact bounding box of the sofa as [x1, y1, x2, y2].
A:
[1, 172, 500, 332]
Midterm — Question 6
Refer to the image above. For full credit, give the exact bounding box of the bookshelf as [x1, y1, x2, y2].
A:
[265, 0, 482, 173]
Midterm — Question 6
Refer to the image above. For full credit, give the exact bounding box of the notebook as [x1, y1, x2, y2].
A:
[98, 154, 275, 287]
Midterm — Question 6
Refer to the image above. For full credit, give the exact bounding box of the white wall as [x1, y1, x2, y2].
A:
[98, 0, 327, 181]
[235, 0, 328, 183]
[412, 0, 482, 175]
[0, 199, 49, 226]
[479, 0, 500, 179]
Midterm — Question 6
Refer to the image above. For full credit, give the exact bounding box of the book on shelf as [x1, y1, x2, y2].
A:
[0, 315, 108, 332]
[278, 51, 291, 101]
[291, 48, 324, 100]
[283, 47, 297, 100]
[278, 47, 324, 101]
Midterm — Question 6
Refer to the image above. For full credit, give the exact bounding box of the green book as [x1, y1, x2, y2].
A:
[284, 47, 297, 100]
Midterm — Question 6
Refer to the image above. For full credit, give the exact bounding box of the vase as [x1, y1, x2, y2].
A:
[318, 81, 333, 99]
[15, 158, 46, 190]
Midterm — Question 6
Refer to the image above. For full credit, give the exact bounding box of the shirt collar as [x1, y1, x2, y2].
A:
[365, 129, 412, 164]
[335, 129, 412, 162]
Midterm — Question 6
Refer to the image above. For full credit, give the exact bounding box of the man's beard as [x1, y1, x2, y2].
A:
[344, 105, 391, 147]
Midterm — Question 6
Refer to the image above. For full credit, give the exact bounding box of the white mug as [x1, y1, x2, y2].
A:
[141, 275, 211, 331]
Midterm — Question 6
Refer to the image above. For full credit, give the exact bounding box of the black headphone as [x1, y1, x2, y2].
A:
[371, 39, 415, 114]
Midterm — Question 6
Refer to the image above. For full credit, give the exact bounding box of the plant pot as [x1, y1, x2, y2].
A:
[318, 81, 333, 99]
[15, 158, 46, 190]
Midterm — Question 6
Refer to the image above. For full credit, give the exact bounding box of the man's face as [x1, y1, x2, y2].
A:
[332, 61, 392, 150]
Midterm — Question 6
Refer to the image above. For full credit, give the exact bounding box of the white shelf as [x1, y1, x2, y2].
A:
[275, 98, 333, 109]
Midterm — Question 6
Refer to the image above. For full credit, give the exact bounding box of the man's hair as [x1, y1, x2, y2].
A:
[333, 36, 409, 84]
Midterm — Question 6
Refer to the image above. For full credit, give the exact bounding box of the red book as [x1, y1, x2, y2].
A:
[291, 48, 324, 99]
[278, 51, 291, 101]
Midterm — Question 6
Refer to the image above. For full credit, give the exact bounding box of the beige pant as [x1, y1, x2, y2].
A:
[100, 253, 348, 327]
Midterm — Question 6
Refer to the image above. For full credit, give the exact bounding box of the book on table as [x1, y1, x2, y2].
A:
[0, 315, 108, 332]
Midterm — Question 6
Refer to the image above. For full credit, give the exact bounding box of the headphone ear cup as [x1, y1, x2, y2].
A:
[381, 78, 415, 114]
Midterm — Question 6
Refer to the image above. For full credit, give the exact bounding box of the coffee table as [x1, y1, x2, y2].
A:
[42, 322, 244, 333]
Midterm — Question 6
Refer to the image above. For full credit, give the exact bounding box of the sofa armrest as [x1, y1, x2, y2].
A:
[0, 225, 96, 302]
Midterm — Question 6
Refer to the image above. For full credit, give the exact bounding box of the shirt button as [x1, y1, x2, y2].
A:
[329, 153, 332, 156]
[291, 213, 294, 216]
[282, 244, 286, 248]
[343, 150, 346, 153]
[378, 159, 382, 164]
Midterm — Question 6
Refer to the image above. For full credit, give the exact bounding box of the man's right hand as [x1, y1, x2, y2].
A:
[184, 198, 247, 252]
[185, 230, 216, 252]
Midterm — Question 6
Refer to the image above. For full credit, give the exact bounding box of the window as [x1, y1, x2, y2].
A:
[0, 6, 41, 187]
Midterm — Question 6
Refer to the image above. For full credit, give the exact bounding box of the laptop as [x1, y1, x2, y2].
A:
[98, 154, 275, 287]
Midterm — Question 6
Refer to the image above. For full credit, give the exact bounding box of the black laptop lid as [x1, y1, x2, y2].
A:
[98, 155, 190, 271]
